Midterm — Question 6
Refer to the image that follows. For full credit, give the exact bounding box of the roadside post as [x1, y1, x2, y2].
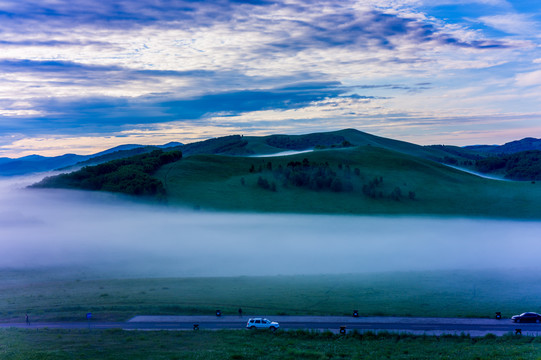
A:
[352, 310, 359, 318]
[495, 312, 502, 320]
[216, 310, 221, 317]
[339, 326, 346, 334]
[86, 312, 92, 329]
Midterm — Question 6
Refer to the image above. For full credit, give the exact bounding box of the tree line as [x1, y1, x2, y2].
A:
[249, 158, 415, 201]
[475, 150, 541, 181]
[33, 150, 182, 196]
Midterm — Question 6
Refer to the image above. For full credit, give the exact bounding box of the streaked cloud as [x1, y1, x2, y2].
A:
[515, 70, 541, 87]
[0, 0, 540, 157]
[478, 13, 539, 35]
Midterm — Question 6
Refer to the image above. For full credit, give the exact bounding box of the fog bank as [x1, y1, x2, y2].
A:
[1, 175, 539, 277]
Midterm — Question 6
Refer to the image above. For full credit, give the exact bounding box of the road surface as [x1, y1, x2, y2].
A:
[1, 316, 540, 336]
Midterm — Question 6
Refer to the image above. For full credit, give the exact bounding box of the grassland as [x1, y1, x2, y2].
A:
[4, 269, 541, 358]
[2, 268, 541, 322]
[155, 146, 541, 218]
[2, 328, 541, 360]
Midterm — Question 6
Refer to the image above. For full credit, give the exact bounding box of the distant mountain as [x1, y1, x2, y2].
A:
[0, 153, 89, 176]
[464, 137, 541, 154]
[0, 142, 183, 176]
[159, 142, 183, 149]
[91, 144, 146, 157]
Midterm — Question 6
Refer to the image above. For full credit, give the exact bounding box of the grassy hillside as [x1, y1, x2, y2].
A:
[155, 145, 541, 218]
[30, 129, 541, 217]
[173, 129, 483, 164]
[238, 129, 482, 164]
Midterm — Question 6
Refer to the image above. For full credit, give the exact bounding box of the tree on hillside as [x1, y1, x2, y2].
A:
[32, 150, 182, 197]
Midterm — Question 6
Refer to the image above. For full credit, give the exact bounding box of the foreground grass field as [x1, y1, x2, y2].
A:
[2, 328, 541, 359]
[2, 269, 541, 322]
[4, 269, 541, 358]
[155, 146, 541, 218]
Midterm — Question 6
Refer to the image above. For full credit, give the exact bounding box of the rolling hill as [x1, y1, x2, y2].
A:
[32, 129, 541, 218]
[153, 145, 541, 218]
[9, 130, 541, 177]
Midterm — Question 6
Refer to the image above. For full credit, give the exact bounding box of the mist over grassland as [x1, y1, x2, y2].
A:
[3, 173, 541, 323]
[2, 174, 541, 278]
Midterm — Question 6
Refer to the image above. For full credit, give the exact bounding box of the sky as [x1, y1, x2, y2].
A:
[1, 0, 541, 157]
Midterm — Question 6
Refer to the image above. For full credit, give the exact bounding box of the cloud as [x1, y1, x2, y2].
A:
[0, 39, 109, 47]
[515, 69, 541, 87]
[0, 0, 535, 156]
[0, 59, 226, 83]
[0, 82, 348, 134]
[159, 82, 377, 121]
[0, 0, 275, 34]
[478, 13, 539, 35]
[420, 0, 511, 7]
[265, 7, 508, 54]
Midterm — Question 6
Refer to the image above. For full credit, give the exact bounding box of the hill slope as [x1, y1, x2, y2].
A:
[155, 146, 541, 218]
[0, 129, 483, 176]
[29, 129, 541, 218]
[226, 129, 481, 165]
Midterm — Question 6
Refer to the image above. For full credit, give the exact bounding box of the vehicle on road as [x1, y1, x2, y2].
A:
[511, 312, 541, 323]
[246, 318, 279, 331]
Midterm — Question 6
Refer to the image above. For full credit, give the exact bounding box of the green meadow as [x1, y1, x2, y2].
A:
[155, 146, 541, 218]
[3, 268, 541, 359]
[2, 269, 541, 322]
[2, 328, 541, 360]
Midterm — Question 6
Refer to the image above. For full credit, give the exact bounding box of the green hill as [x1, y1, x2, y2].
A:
[174, 129, 482, 165]
[155, 145, 541, 218]
[31, 129, 541, 218]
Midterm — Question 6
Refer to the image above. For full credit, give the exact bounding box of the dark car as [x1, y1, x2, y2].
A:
[511, 312, 541, 323]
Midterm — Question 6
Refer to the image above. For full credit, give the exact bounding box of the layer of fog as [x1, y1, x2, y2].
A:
[1, 174, 539, 278]
[444, 164, 510, 181]
[251, 149, 314, 157]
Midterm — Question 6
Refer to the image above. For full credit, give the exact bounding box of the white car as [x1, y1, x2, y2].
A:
[246, 318, 279, 331]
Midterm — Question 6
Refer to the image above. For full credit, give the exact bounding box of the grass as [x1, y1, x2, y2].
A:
[3, 268, 541, 322]
[4, 268, 541, 358]
[154, 146, 541, 218]
[1, 328, 541, 359]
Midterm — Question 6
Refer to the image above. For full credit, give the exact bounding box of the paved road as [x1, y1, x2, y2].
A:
[2, 316, 541, 336]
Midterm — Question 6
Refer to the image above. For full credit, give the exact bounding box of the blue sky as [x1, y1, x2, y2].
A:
[1, 0, 541, 157]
